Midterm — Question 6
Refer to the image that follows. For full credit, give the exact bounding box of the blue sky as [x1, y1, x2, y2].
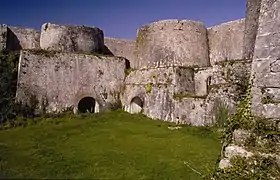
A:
[0, 0, 246, 39]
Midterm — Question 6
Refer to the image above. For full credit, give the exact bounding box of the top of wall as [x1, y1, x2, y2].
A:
[8, 26, 40, 50]
[104, 37, 135, 62]
[208, 18, 246, 65]
[133, 19, 210, 69]
[40, 23, 104, 53]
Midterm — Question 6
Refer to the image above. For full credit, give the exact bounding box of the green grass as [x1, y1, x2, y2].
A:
[0, 111, 221, 179]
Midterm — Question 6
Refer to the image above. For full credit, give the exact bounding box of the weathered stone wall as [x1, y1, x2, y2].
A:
[7, 26, 40, 50]
[0, 25, 7, 51]
[16, 50, 126, 113]
[133, 20, 210, 69]
[122, 61, 251, 126]
[40, 23, 104, 53]
[251, 0, 280, 119]
[242, 0, 262, 59]
[208, 19, 245, 65]
[104, 37, 135, 61]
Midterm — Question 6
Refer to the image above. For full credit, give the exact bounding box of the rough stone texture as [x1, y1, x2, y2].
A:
[233, 129, 251, 146]
[122, 67, 213, 125]
[174, 98, 208, 126]
[40, 23, 104, 53]
[7, 26, 40, 50]
[104, 37, 135, 61]
[0, 24, 7, 51]
[224, 145, 253, 159]
[251, 0, 280, 118]
[243, 0, 262, 59]
[208, 19, 245, 65]
[125, 67, 195, 95]
[219, 158, 231, 169]
[16, 50, 126, 113]
[133, 20, 209, 69]
[125, 67, 176, 85]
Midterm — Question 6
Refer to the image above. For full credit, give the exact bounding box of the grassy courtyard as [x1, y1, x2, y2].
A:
[0, 111, 221, 179]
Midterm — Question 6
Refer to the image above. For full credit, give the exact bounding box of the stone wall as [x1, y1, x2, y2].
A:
[242, 0, 262, 59]
[218, 0, 280, 172]
[208, 19, 245, 65]
[7, 26, 40, 50]
[133, 20, 210, 69]
[40, 23, 104, 53]
[0, 25, 40, 51]
[104, 37, 135, 61]
[251, 0, 280, 119]
[16, 50, 126, 113]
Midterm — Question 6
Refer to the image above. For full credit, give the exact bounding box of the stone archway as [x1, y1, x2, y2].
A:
[77, 97, 96, 113]
[129, 96, 144, 114]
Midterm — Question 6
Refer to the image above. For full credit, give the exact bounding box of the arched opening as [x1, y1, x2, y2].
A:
[125, 59, 131, 69]
[129, 96, 144, 114]
[77, 97, 96, 113]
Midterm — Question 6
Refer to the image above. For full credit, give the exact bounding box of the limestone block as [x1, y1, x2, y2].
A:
[211, 65, 227, 85]
[173, 98, 208, 126]
[243, 0, 261, 59]
[254, 72, 280, 87]
[208, 19, 245, 65]
[0, 24, 7, 51]
[125, 67, 176, 85]
[40, 23, 104, 53]
[173, 67, 195, 95]
[233, 129, 251, 146]
[254, 45, 280, 60]
[255, 32, 280, 49]
[144, 86, 175, 121]
[224, 145, 253, 159]
[258, 20, 280, 36]
[104, 37, 135, 61]
[125, 67, 195, 95]
[219, 158, 231, 169]
[7, 26, 40, 50]
[133, 19, 209, 69]
[258, 0, 280, 24]
[262, 88, 280, 102]
[16, 50, 126, 113]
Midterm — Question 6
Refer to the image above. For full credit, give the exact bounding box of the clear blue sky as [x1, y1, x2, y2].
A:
[0, 0, 246, 39]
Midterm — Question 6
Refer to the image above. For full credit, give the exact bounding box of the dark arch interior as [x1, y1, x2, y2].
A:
[131, 96, 144, 108]
[78, 97, 96, 113]
[125, 59, 131, 69]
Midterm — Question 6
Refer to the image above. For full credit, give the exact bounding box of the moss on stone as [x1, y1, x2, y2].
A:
[261, 96, 280, 104]
[145, 83, 153, 94]
[25, 49, 58, 58]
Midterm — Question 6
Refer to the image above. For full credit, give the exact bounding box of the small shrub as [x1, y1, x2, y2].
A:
[214, 102, 229, 128]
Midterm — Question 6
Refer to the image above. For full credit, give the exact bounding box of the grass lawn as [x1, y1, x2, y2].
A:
[0, 111, 221, 179]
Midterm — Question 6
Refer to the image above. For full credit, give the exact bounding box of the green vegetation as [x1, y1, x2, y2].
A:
[208, 77, 280, 179]
[145, 83, 153, 94]
[214, 102, 229, 129]
[0, 51, 37, 126]
[124, 68, 136, 76]
[261, 95, 280, 104]
[0, 111, 221, 179]
[136, 25, 149, 47]
[208, 155, 280, 180]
